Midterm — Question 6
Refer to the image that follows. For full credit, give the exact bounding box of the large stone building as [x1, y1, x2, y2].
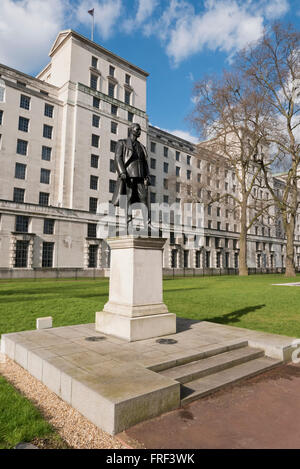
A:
[0, 29, 299, 278]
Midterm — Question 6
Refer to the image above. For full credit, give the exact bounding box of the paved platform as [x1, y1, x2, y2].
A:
[1, 319, 298, 435]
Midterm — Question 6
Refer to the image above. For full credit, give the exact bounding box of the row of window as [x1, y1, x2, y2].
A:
[92, 96, 134, 121]
[13, 188, 50, 205]
[14, 240, 54, 268]
[18, 116, 53, 138]
[19, 94, 54, 116]
[15, 139, 52, 160]
[91, 57, 131, 85]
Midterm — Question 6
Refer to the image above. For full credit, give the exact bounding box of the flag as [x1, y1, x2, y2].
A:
[88, 8, 94, 16]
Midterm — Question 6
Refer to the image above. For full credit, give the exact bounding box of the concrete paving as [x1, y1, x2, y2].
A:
[1, 319, 298, 435]
[119, 363, 300, 449]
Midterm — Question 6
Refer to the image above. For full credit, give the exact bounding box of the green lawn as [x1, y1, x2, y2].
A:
[0, 375, 66, 449]
[0, 274, 299, 338]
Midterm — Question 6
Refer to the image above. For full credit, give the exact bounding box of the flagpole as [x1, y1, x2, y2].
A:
[92, 12, 94, 41]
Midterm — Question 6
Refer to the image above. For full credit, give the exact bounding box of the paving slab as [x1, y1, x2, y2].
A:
[1, 318, 298, 435]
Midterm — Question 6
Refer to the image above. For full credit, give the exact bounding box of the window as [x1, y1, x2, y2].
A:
[88, 245, 98, 268]
[0, 79, 5, 102]
[44, 103, 54, 118]
[187, 170, 191, 180]
[176, 182, 180, 193]
[92, 114, 100, 127]
[110, 159, 116, 173]
[42, 242, 54, 268]
[42, 146, 52, 161]
[15, 241, 29, 268]
[43, 124, 53, 139]
[20, 95, 30, 110]
[15, 163, 26, 180]
[109, 65, 115, 77]
[163, 146, 168, 157]
[93, 96, 100, 108]
[176, 166, 180, 177]
[90, 175, 98, 190]
[150, 158, 156, 170]
[92, 56, 98, 68]
[109, 180, 116, 194]
[150, 192, 156, 203]
[163, 195, 169, 204]
[124, 90, 131, 105]
[108, 82, 115, 98]
[150, 175, 156, 186]
[187, 155, 191, 165]
[125, 74, 131, 85]
[18, 116, 29, 132]
[217, 221, 221, 230]
[197, 174, 201, 183]
[87, 223, 97, 238]
[164, 162, 169, 173]
[0, 110, 3, 125]
[111, 121, 117, 134]
[111, 104, 118, 115]
[91, 154, 99, 168]
[176, 151, 180, 161]
[197, 160, 201, 169]
[217, 207, 221, 217]
[150, 142, 156, 153]
[17, 139, 28, 156]
[15, 215, 29, 232]
[163, 178, 168, 190]
[39, 192, 49, 206]
[110, 140, 117, 153]
[89, 197, 98, 213]
[90, 74, 98, 90]
[91, 134, 99, 148]
[208, 205, 212, 216]
[44, 219, 54, 234]
[128, 111, 133, 122]
[40, 168, 50, 184]
[13, 188, 25, 203]
[208, 220, 212, 229]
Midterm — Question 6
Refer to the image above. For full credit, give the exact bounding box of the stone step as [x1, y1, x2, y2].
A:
[181, 356, 282, 405]
[148, 339, 249, 372]
[159, 347, 264, 384]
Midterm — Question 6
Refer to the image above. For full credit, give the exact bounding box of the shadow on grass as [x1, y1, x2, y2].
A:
[204, 304, 266, 325]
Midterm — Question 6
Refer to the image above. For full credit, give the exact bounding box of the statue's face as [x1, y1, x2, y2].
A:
[130, 124, 141, 138]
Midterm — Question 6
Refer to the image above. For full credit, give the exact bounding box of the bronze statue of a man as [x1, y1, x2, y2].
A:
[111, 123, 151, 224]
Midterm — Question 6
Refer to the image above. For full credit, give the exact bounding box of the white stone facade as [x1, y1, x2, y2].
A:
[0, 29, 299, 277]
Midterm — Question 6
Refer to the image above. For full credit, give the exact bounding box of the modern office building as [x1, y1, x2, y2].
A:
[0, 29, 299, 278]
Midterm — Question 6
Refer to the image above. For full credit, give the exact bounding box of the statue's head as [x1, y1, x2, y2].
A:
[129, 123, 141, 139]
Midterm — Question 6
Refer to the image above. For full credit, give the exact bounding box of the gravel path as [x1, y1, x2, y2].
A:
[0, 354, 126, 449]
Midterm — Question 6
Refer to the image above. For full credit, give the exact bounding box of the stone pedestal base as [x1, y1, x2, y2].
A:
[96, 310, 176, 342]
[95, 236, 176, 341]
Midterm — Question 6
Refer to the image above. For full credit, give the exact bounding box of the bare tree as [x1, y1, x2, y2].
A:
[190, 69, 275, 275]
[237, 22, 300, 277]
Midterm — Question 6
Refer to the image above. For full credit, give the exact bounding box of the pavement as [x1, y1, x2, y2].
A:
[118, 362, 300, 449]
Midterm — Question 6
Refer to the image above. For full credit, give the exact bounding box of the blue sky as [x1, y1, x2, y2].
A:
[1, 0, 300, 143]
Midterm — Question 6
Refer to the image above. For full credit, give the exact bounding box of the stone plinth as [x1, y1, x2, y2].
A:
[95, 236, 176, 341]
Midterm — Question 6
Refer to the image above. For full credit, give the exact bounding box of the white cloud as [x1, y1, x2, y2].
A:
[141, 0, 290, 65]
[76, 0, 122, 40]
[123, 0, 158, 34]
[0, 0, 67, 73]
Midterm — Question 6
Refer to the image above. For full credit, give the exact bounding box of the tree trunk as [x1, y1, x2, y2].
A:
[285, 215, 296, 277]
[239, 200, 248, 276]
